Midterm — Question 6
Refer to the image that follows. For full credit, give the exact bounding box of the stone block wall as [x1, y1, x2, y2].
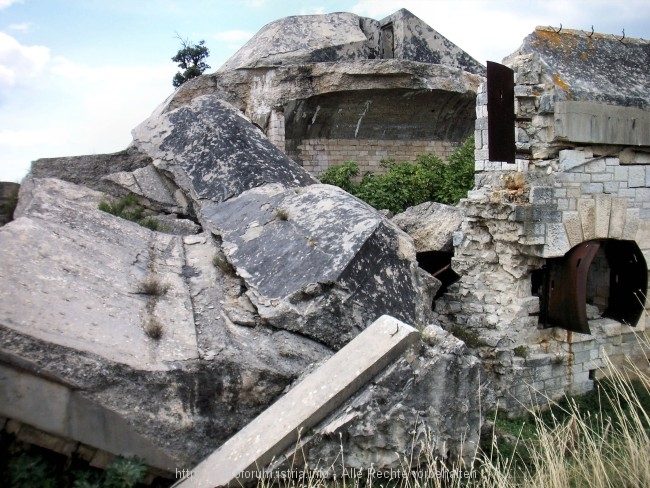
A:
[298, 138, 457, 177]
[267, 109, 286, 152]
[436, 52, 650, 414]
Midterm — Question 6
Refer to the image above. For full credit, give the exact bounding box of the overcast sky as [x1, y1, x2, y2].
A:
[1, 0, 649, 182]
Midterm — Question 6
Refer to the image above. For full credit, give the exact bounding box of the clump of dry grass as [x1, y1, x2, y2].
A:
[275, 208, 289, 221]
[212, 253, 235, 275]
[250, 333, 650, 488]
[144, 317, 164, 340]
[137, 275, 170, 296]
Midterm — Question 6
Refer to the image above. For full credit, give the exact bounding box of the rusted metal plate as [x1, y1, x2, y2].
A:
[487, 61, 515, 164]
[604, 240, 648, 326]
[544, 241, 600, 334]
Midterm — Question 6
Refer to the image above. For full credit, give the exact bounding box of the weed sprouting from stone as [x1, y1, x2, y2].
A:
[144, 318, 164, 340]
[137, 276, 170, 296]
[449, 324, 488, 348]
[275, 208, 289, 221]
[212, 253, 235, 275]
[514, 345, 529, 358]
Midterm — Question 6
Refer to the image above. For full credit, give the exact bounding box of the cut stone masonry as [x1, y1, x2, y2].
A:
[437, 26, 650, 412]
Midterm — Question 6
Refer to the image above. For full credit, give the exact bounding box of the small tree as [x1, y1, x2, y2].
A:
[171, 35, 210, 88]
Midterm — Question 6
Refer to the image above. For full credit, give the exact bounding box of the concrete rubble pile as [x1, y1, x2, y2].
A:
[0, 10, 484, 478]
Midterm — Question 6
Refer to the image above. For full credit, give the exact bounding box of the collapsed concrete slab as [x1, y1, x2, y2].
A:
[1, 177, 333, 468]
[0, 77, 463, 475]
[0, 9, 488, 478]
[129, 94, 438, 349]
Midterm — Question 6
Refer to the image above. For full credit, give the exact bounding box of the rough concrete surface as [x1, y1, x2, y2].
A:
[175, 315, 420, 488]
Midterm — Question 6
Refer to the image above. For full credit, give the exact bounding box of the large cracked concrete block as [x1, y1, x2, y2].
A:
[392, 201, 464, 252]
[0, 177, 334, 467]
[132, 95, 315, 205]
[202, 183, 438, 349]
[133, 94, 439, 350]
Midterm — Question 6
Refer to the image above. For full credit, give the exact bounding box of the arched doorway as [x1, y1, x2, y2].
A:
[536, 239, 647, 334]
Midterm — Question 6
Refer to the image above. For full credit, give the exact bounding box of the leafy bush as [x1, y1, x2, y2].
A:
[319, 136, 475, 214]
[98, 194, 159, 231]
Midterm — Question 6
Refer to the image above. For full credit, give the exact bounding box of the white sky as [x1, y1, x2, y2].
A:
[1, 0, 649, 181]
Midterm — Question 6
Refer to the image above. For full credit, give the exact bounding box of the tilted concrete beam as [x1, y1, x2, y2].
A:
[174, 315, 419, 488]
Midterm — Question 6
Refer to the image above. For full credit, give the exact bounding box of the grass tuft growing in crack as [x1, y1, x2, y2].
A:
[137, 275, 170, 296]
[212, 253, 235, 275]
[144, 317, 164, 340]
[275, 208, 289, 221]
[98, 193, 159, 231]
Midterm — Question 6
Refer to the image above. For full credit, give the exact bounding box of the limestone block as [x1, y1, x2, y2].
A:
[636, 219, 650, 251]
[594, 194, 612, 238]
[609, 198, 628, 239]
[529, 186, 554, 204]
[391, 201, 464, 252]
[623, 208, 640, 240]
[581, 182, 604, 194]
[578, 199, 596, 241]
[562, 212, 582, 249]
[559, 149, 587, 171]
[629, 166, 646, 188]
[543, 223, 571, 257]
[555, 102, 650, 146]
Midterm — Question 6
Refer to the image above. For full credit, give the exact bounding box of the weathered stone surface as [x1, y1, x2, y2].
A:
[219, 9, 485, 76]
[29, 146, 152, 193]
[132, 94, 439, 350]
[1, 177, 334, 468]
[392, 201, 464, 252]
[8, 178, 198, 370]
[203, 183, 438, 349]
[164, 10, 484, 176]
[0, 13, 490, 474]
[509, 26, 650, 109]
[555, 101, 650, 146]
[102, 163, 190, 215]
[1, 85, 449, 477]
[132, 95, 315, 205]
[291, 323, 482, 473]
[383, 8, 486, 75]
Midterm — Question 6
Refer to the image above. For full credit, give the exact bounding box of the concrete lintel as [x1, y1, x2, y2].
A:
[555, 101, 650, 146]
[175, 315, 419, 488]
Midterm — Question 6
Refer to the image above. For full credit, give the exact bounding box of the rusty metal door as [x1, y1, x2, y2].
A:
[543, 241, 601, 334]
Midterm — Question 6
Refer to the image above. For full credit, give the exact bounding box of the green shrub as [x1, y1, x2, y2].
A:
[98, 194, 159, 231]
[319, 160, 359, 194]
[319, 136, 475, 214]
